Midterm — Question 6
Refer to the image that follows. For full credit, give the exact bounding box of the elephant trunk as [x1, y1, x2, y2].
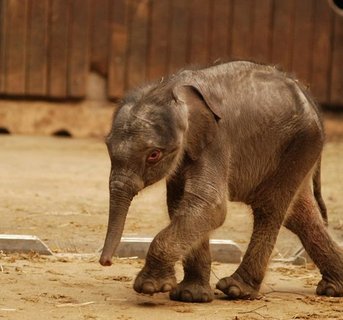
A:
[99, 174, 141, 266]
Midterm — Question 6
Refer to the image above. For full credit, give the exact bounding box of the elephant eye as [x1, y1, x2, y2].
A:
[147, 149, 162, 163]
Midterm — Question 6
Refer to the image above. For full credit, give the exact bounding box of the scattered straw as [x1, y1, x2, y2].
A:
[1, 308, 16, 312]
[56, 301, 95, 308]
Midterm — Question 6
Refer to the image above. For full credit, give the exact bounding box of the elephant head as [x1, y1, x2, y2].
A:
[99, 74, 222, 266]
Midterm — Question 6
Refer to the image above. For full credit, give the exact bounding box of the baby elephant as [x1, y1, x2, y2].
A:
[100, 61, 343, 302]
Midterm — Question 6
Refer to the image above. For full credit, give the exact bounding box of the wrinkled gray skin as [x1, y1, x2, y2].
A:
[100, 61, 343, 302]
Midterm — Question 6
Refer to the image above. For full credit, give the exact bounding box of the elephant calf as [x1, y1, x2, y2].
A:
[100, 61, 343, 302]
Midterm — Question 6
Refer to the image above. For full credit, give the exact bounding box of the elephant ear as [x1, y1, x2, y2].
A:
[173, 84, 221, 160]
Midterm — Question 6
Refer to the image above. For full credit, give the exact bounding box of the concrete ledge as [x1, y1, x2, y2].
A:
[0, 234, 242, 263]
[276, 244, 343, 266]
[116, 237, 242, 264]
[0, 99, 114, 138]
[0, 234, 53, 255]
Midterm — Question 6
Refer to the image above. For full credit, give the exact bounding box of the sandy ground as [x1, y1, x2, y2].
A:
[2, 254, 343, 320]
[0, 115, 342, 319]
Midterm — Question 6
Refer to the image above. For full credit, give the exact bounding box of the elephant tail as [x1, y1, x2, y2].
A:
[313, 156, 328, 226]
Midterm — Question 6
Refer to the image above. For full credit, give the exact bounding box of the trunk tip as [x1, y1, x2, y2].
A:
[99, 256, 113, 266]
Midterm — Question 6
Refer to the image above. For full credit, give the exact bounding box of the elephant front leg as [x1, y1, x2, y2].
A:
[134, 200, 226, 299]
[134, 235, 214, 302]
[169, 237, 213, 302]
[133, 224, 181, 295]
[133, 249, 177, 294]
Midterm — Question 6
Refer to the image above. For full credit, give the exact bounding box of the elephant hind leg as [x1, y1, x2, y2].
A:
[217, 126, 324, 300]
[216, 172, 308, 300]
[284, 186, 343, 297]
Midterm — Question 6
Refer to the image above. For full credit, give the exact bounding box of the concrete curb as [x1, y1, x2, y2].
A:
[116, 237, 242, 263]
[0, 234, 53, 255]
[0, 234, 242, 263]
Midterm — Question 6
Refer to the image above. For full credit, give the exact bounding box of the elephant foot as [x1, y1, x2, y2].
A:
[133, 267, 177, 295]
[216, 273, 261, 300]
[316, 277, 343, 297]
[170, 280, 213, 303]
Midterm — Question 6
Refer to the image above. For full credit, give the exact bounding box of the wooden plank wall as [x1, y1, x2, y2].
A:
[0, 0, 342, 106]
[0, 0, 91, 99]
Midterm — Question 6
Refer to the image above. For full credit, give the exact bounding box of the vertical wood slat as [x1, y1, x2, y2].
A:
[90, 0, 109, 76]
[311, 0, 333, 103]
[271, 0, 295, 70]
[48, 0, 69, 98]
[330, 13, 343, 106]
[108, 0, 129, 98]
[27, 0, 48, 96]
[189, 0, 211, 65]
[147, 0, 169, 81]
[168, 0, 189, 73]
[231, 0, 253, 60]
[210, 0, 232, 62]
[5, 0, 28, 95]
[252, 0, 273, 63]
[126, 0, 149, 89]
[291, 0, 314, 84]
[0, 0, 7, 93]
[68, 0, 90, 97]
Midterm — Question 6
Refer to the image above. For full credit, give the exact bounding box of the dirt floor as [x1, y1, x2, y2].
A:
[0, 114, 342, 319]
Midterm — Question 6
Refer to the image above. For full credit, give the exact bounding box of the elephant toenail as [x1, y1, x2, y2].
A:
[202, 293, 210, 302]
[326, 287, 336, 297]
[142, 282, 155, 294]
[181, 290, 193, 302]
[161, 283, 173, 292]
[228, 286, 240, 298]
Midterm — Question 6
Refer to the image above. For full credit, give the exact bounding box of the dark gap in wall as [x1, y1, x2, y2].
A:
[0, 127, 10, 134]
[52, 129, 72, 137]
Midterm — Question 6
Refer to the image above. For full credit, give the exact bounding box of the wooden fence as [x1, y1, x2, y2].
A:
[0, 0, 342, 106]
